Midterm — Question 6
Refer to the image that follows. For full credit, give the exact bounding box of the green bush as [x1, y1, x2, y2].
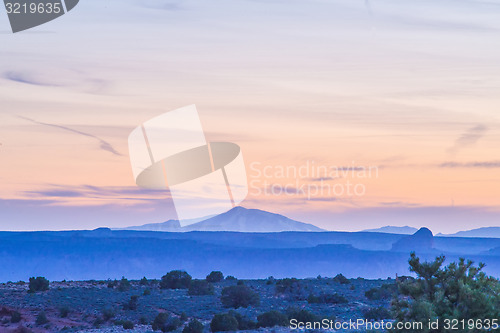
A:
[139, 277, 148, 285]
[35, 311, 48, 325]
[333, 273, 350, 284]
[152, 313, 181, 332]
[286, 308, 319, 323]
[391, 253, 500, 332]
[183, 319, 204, 333]
[307, 292, 348, 304]
[102, 308, 115, 321]
[152, 313, 169, 331]
[28, 276, 49, 293]
[143, 288, 151, 296]
[188, 280, 215, 296]
[117, 277, 131, 292]
[107, 279, 117, 288]
[221, 285, 260, 308]
[206, 271, 224, 283]
[59, 306, 70, 318]
[363, 307, 392, 321]
[123, 295, 139, 310]
[210, 313, 238, 332]
[257, 310, 289, 328]
[160, 270, 192, 289]
[122, 320, 134, 329]
[10, 311, 21, 323]
[365, 283, 397, 300]
[94, 317, 104, 328]
[275, 278, 303, 295]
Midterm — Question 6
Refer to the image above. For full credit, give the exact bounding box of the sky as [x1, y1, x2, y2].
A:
[0, 0, 499, 232]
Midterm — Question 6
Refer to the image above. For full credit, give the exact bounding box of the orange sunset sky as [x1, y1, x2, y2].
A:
[0, 0, 499, 232]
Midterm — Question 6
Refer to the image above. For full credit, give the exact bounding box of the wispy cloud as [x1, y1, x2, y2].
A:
[17, 116, 122, 156]
[3, 71, 59, 87]
[439, 161, 500, 168]
[25, 185, 170, 201]
[448, 124, 488, 154]
[307, 177, 337, 182]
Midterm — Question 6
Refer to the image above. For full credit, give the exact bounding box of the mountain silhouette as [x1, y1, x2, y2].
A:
[391, 227, 434, 253]
[119, 206, 325, 233]
[438, 227, 500, 238]
[363, 226, 418, 234]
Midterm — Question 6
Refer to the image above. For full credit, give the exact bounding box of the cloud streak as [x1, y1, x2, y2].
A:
[448, 124, 488, 154]
[439, 161, 500, 168]
[25, 185, 170, 201]
[3, 71, 59, 87]
[17, 116, 122, 156]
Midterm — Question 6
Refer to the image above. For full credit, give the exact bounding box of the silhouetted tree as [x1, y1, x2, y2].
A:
[210, 313, 238, 332]
[28, 276, 49, 293]
[221, 285, 260, 308]
[160, 270, 192, 289]
[206, 271, 224, 283]
[391, 253, 500, 332]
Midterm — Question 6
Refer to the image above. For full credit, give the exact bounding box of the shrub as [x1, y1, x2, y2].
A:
[391, 253, 500, 332]
[210, 313, 238, 332]
[257, 310, 288, 328]
[102, 308, 115, 321]
[183, 319, 204, 333]
[28, 277, 49, 293]
[229, 311, 257, 330]
[59, 306, 70, 318]
[221, 285, 260, 308]
[35, 311, 48, 325]
[365, 283, 397, 300]
[152, 313, 169, 331]
[122, 320, 134, 329]
[363, 307, 392, 321]
[225, 275, 236, 281]
[152, 313, 180, 332]
[307, 293, 348, 304]
[286, 308, 319, 323]
[160, 270, 192, 289]
[117, 277, 131, 292]
[123, 295, 139, 310]
[139, 277, 148, 285]
[11, 311, 22, 323]
[275, 278, 302, 294]
[107, 279, 117, 288]
[188, 280, 215, 296]
[333, 273, 350, 284]
[143, 288, 151, 296]
[206, 271, 224, 283]
[180, 312, 188, 322]
[93, 317, 104, 328]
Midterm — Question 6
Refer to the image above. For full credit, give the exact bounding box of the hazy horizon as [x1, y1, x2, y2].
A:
[1, 0, 500, 233]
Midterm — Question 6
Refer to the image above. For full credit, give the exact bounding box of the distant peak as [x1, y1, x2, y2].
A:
[92, 227, 111, 232]
[230, 206, 248, 212]
[414, 227, 433, 237]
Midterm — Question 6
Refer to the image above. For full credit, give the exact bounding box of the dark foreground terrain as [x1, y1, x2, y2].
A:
[0, 274, 394, 333]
